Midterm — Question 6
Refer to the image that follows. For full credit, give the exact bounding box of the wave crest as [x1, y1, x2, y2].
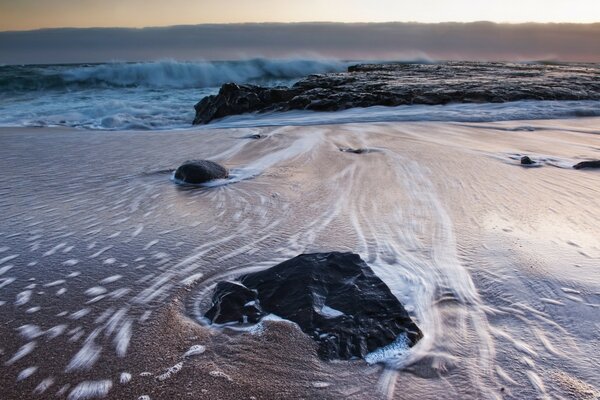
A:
[1, 59, 348, 91]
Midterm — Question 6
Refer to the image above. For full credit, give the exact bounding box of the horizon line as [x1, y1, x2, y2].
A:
[2, 20, 600, 34]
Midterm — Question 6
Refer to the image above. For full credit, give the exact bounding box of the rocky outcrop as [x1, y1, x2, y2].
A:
[204, 252, 423, 360]
[573, 160, 600, 169]
[193, 62, 600, 124]
[193, 83, 298, 125]
[174, 160, 228, 184]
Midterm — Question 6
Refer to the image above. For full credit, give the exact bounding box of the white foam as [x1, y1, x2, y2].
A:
[66, 329, 101, 371]
[103, 258, 116, 266]
[44, 279, 66, 287]
[143, 240, 159, 250]
[109, 288, 130, 299]
[156, 362, 183, 381]
[364, 334, 411, 365]
[33, 377, 54, 394]
[181, 273, 204, 285]
[209, 100, 600, 129]
[70, 308, 91, 320]
[100, 275, 122, 284]
[0, 277, 15, 289]
[0, 254, 19, 265]
[85, 286, 107, 296]
[89, 246, 113, 259]
[86, 295, 106, 304]
[46, 324, 67, 339]
[0, 265, 13, 275]
[44, 243, 66, 257]
[15, 290, 32, 306]
[17, 366, 37, 381]
[17, 324, 43, 340]
[67, 380, 112, 400]
[5, 341, 36, 365]
[183, 344, 206, 357]
[132, 225, 144, 238]
[208, 370, 232, 381]
[114, 318, 132, 357]
[119, 372, 131, 384]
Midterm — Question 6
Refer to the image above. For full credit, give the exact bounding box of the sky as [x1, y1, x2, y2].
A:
[0, 0, 599, 31]
[1, 22, 599, 64]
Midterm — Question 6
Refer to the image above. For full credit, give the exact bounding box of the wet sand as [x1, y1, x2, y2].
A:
[0, 119, 599, 399]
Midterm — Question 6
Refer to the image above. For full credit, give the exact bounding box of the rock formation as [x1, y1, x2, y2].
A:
[205, 252, 422, 360]
[193, 62, 600, 124]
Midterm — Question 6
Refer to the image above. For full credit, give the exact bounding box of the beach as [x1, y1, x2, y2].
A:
[0, 117, 599, 399]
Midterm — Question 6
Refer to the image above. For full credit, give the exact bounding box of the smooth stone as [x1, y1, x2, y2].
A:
[520, 156, 535, 165]
[204, 252, 422, 360]
[174, 160, 228, 184]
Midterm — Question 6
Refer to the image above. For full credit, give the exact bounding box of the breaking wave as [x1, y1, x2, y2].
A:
[0, 58, 348, 91]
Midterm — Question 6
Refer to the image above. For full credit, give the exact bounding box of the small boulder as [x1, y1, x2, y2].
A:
[520, 156, 535, 165]
[573, 160, 600, 170]
[205, 252, 422, 360]
[174, 160, 228, 184]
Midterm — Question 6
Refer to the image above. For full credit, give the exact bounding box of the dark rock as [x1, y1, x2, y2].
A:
[573, 160, 600, 169]
[174, 160, 228, 184]
[193, 83, 298, 125]
[520, 156, 535, 165]
[204, 252, 423, 360]
[205, 281, 264, 324]
[339, 147, 378, 154]
[193, 62, 600, 124]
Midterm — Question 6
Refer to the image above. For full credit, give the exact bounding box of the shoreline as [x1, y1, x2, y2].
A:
[0, 118, 598, 399]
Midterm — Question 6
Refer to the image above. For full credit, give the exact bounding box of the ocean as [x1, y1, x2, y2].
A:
[0, 59, 348, 130]
[2, 59, 600, 131]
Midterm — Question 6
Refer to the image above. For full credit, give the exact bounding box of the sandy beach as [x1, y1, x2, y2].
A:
[0, 117, 598, 399]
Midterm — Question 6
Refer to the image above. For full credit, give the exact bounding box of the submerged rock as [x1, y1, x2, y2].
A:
[339, 147, 375, 154]
[193, 62, 600, 124]
[520, 156, 535, 165]
[174, 160, 228, 184]
[573, 160, 600, 170]
[204, 252, 422, 360]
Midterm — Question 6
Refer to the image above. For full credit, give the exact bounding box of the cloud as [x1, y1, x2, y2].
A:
[1, 22, 599, 64]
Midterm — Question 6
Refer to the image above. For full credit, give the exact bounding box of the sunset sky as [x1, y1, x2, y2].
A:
[1, 0, 599, 31]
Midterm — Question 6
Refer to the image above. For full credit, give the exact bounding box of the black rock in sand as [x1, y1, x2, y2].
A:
[520, 156, 535, 165]
[205, 252, 423, 360]
[573, 160, 600, 170]
[174, 160, 228, 184]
